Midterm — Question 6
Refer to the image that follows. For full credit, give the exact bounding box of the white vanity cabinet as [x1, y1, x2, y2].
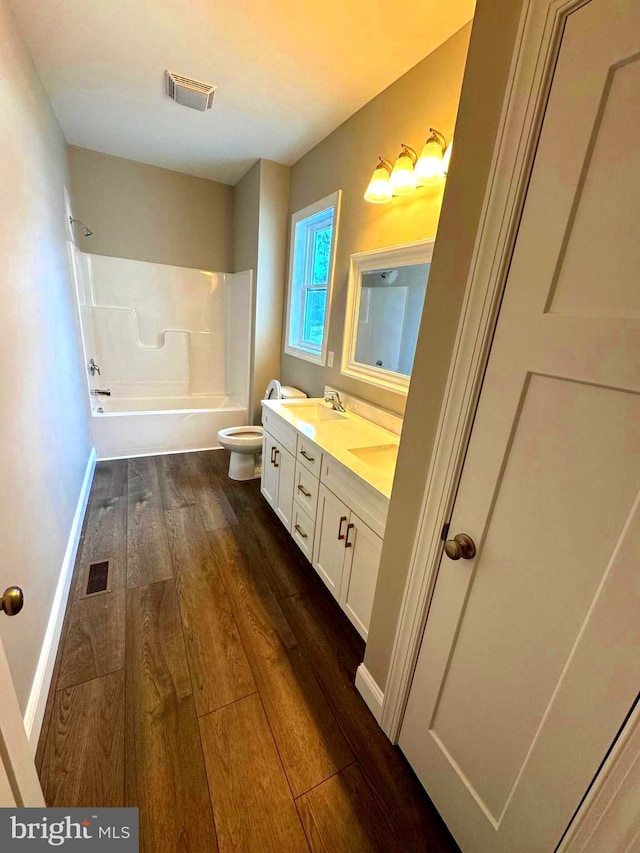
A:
[313, 483, 383, 640]
[260, 400, 393, 641]
[313, 485, 349, 597]
[261, 429, 296, 532]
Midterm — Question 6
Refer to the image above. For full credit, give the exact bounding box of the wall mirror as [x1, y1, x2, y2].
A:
[341, 238, 434, 394]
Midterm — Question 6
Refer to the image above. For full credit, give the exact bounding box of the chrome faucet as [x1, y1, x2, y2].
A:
[91, 388, 111, 397]
[324, 390, 346, 412]
[88, 358, 101, 376]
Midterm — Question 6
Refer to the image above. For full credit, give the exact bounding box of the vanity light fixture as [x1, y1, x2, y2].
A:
[389, 145, 418, 196]
[414, 128, 448, 188]
[364, 157, 394, 204]
[364, 128, 450, 204]
[442, 136, 453, 176]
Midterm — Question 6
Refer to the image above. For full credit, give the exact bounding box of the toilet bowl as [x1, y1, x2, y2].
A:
[216, 425, 264, 480]
[217, 380, 306, 481]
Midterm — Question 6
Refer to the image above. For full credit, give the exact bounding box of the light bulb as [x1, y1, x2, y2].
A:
[415, 139, 445, 188]
[364, 159, 393, 204]
[389, 146, 417, 196]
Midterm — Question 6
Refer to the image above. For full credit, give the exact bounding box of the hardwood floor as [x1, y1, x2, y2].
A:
[37, 451, 459, 853]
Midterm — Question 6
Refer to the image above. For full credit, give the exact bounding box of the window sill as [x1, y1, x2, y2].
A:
[284, 344, 326, 367]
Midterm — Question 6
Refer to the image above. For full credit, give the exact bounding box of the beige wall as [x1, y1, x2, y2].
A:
[364, 0, 527, 689]
[281, 24, 472, 414]
[254, 161, 291, 420]
[69, 147, 235, 271]
[234, 159, 291, 421]
[234, 162, 261, 272]
[0, 0, 92, 711]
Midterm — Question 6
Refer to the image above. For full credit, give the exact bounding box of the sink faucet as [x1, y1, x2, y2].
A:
[324, 390, 346, 412]
[91, 388, 111, 397]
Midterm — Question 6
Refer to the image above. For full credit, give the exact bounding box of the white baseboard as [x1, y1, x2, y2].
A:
[355, 663, 385, 724]
[23, 448, 97, 749]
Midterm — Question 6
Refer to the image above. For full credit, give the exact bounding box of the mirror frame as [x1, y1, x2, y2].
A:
[341, 238, 435, 395]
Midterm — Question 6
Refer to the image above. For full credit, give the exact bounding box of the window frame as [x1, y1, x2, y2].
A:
[284, 190, 342, 366]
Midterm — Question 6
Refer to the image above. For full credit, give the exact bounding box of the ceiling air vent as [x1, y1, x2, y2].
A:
[165, 71, 216, 112]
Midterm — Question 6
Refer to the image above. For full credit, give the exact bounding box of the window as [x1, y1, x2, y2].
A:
[284, 190, 341, 364]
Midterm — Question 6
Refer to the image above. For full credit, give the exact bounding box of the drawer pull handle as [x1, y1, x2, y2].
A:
[338, 515, 347, 540]
[297, 484, 311, 498]
[273, 449, 279, 468]
[270, 446, 276, 465]
[294, 523, 308, 540]
[345, 522, 355, 548]
[300, 449, 315, 463]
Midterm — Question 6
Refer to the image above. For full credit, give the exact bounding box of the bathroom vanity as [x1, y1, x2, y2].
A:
[260, 395, 399, 640]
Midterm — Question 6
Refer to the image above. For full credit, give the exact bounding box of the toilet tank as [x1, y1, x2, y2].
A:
[264, 379, 307, 400]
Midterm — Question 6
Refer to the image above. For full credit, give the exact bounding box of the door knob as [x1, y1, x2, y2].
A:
[1, 586, 24, 616]
[444, 533, 476, 561]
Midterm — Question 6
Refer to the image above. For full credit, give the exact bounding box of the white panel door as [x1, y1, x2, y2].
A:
[313, 485, 349, 596]
[0, 635, 44, 806]
[274, 445, 295, 532]
[260, 431, 278, 509]
[339, 514, 383, 641]
[399, 2, 640, 851]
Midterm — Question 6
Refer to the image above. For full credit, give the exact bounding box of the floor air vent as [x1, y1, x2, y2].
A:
[82, 559, 112, 598]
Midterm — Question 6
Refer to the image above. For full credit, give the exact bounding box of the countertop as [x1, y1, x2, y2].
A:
[262, 398, 400, 499]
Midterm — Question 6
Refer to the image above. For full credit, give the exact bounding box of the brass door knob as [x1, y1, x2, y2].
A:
[444, 533, 476, 561]
[1, 586, 24, 616]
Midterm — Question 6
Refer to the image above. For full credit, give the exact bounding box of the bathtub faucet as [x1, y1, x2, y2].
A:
[91, 388, 111, 396]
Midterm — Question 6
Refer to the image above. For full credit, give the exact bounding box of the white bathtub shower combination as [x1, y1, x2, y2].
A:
[69, 245, 253, 458]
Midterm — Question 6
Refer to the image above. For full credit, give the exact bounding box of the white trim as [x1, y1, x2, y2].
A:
[558, 699, 640, 852]
[341, 239, 434, 396]
[23, 448, 97, 748]
[355, 663, 384, 724]
[381, 0, 588, 742]
[283, 190, 342, 367]
[98, 445, 223, 462]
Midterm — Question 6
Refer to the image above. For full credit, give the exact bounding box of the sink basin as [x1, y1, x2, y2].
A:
[348, 443, 399, 472]
[281, 403, 346, 422]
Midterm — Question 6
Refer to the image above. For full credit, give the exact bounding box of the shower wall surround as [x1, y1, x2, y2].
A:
[69, 244, 254, 458]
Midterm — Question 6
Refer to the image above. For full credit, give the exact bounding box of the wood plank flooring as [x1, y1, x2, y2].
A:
[37, 451, 459, 852]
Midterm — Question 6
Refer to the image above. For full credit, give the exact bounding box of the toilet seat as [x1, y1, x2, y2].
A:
[217, 425, 263, 451]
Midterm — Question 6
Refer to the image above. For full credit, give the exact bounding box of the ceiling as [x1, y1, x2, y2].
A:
[10, 0, 475, 185]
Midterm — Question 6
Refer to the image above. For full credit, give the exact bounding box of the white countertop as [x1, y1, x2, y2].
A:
[262, 398, 400, 499]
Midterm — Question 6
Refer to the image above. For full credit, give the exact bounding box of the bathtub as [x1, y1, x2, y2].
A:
[91, 394, 249, 459]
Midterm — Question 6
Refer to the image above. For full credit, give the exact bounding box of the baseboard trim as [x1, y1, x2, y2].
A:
[97, 445, 222, 461]
[23, 448, 97, 749]
[355, 663, 384, 724]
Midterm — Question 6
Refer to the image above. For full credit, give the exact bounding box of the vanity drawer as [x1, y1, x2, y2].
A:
[294, 462, 319, 517]
[296, 437, 322, 478]
[292, 504, 315, 562]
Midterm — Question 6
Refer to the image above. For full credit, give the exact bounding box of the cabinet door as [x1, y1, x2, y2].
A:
[340, 514, 383, 641]
[313, 484, 349, 597]
[260, 431, 278, 509]
[274, 444, 295, 532]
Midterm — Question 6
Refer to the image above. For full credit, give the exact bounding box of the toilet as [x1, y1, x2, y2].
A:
[217, 380, 306, 480]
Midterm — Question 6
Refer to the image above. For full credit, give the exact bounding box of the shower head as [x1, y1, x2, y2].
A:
[69, 217, 93, 237]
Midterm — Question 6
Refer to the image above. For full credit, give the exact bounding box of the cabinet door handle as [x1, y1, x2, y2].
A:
[300, 449, 315, 463]
[273, 449, 279, 468]
[345, 522, 355, 548]
[338, 515, 348, 540]
[270, 446, 276, 465]
[297, 484, 311, 498]
[294, 523, 308, 540]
